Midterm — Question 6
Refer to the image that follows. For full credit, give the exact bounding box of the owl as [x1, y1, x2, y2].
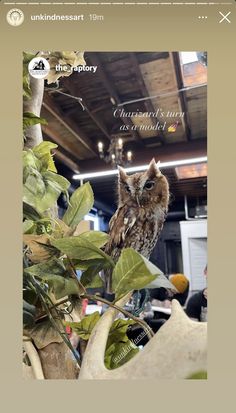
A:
[105, 158, 169, 293]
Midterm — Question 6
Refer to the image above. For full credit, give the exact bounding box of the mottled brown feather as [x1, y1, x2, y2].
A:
[105, 160, 169, 292]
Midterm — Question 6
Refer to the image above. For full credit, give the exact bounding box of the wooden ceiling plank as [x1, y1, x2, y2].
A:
[129, 52, 166, 145]
[43, 92, 97, 157]
[170, 52, 192, 141]
[89, 52, 145, 147]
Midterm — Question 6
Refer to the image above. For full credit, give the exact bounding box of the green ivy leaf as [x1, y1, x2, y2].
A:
[23, 202, 42, 221]
[41, 275, 81, 299]
[105, 340, 139, 370]
[23, 52, 35, 99]
[23, 145, 70, 214]
[112, 248, 157, 301]
[141, 256, 177, 291]
[34, 241, 60, 258]
[23, 220, 35, 234]
[62, 182, 94, 229]
[24, 258, 81, 299]
[23, 75, 31, 99]
[72, 258, 105, 271]
[33, 141, 58, 173]
[26, 319, 63, 349]
[43, 171, 70, 192]
[23, 177, 57, 213]
[73, 258, 107, 271]
[65, 311, 100, 340]
[23, 52, 36, 63]
[33, 141, 57, 156]
[106, 318, 136, 349]
[23, 234, 55, 263]
[23, 170, 70, 214]
[83, 273, 104, 289]
[24, 169, 46, 197]
[80, 266, 104, 288]
[23, 151, 41, 173]
[51, 236, 114, 266]
[66, 313, 138, 368]
[24, 257, 66, 278]
[78, 231, 109, 248]
[23, 112, 47, 131]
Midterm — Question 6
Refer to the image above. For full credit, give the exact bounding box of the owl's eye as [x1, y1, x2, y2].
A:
[124, 184, 131, 192]
[144, 181, 155, 190]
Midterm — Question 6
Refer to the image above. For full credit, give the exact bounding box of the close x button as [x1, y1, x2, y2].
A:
[219, 11, 231, 24]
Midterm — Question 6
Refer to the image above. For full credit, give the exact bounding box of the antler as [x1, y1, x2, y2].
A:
[79, 298, 207, 379]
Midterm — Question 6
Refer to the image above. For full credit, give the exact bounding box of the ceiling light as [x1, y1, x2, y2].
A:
[97, 135, 132, 167]
[73, 156, 207, 181]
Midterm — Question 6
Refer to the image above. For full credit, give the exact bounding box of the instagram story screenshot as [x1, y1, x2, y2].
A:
[0, 0, 235, 408]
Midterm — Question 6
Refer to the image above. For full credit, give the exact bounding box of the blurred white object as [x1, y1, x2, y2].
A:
[85, 305, 103, 315]
[152, 306, 171, 315]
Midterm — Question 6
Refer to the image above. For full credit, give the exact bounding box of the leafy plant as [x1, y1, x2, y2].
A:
[62, 182, 94, 229]
[41, 51, 86, 84]
[65, 312, 101, 340]
[23, 141, 167, 374]
[112, 248, 157, 301]
[23, 52, 35, 98]
[23, 141, 70, 214]
[65, 314, 139, 369]
[23, 112, 47, 133]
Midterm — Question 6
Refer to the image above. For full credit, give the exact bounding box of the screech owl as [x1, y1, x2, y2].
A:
[105, 158, 169, 293]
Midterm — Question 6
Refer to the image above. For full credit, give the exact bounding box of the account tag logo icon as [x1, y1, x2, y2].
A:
[6, 9, 24, 27]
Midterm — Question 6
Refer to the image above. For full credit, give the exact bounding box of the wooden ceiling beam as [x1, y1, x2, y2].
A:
[43, 92, 97, 157]
[170, 52, 192, 141]
[61, 77, 111, 143]
[42, 123, 82, 160]
[89, 52, 145, 147]
[54, 150, 80, 174]
[129, 52, 166, 145]
[77, 138, 207, 172]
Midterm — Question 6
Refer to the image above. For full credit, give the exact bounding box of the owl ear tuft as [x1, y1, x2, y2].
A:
[118, 165, 128, 182]
[147, 158, 160, 178]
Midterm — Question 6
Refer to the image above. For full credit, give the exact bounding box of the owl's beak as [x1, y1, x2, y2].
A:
[136, 195, 140, 207]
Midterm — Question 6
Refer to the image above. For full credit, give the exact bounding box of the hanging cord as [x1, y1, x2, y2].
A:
[45, 82, 85, 111]
[53, 90, 85, 111]
[117, 83, 207, 107]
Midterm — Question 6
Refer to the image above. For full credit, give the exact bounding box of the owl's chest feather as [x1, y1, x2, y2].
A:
[126, 207, 164, 246]
[108, 204, 166, 259]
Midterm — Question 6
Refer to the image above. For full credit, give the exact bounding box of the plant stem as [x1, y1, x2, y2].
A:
[82, 293, 154, 339]
[67, 257, 86, 294]
[39, 293, 81, 367]
[35, 297, 71, 321]
[29, 278, 81, 367]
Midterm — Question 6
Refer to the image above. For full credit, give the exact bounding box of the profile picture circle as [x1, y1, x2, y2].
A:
[6, 9, 24, 26]
[28, 57, 50, 79]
